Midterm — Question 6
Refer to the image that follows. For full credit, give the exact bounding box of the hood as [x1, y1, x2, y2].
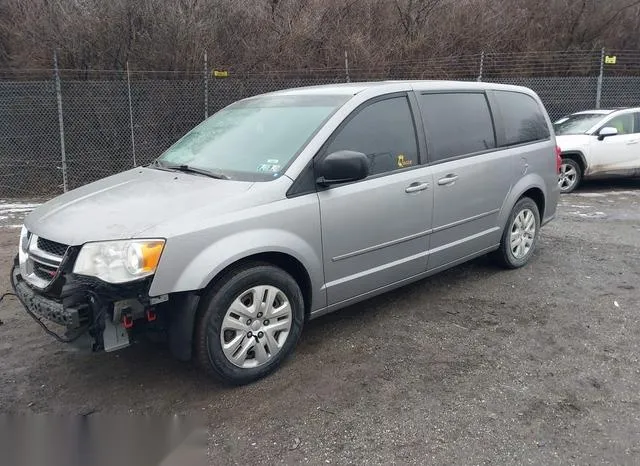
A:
[24, 167, 255, 245]
[555, 134, 592, 152]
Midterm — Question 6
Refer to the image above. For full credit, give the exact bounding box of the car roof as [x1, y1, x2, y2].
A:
[572, 107, 637, 116]
[259, 80, 535, 97]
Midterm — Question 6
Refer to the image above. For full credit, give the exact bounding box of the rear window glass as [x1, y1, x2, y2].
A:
[494, 91, 550, 146]
[419, 93, 496, 162]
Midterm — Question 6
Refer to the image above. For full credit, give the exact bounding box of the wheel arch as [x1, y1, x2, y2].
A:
[561, 150, 587, 174]
[201, 251, 314, 321]
[499, 174, 547, 234]
[520, 187, 545, 220]
[164, 249, 317, 363]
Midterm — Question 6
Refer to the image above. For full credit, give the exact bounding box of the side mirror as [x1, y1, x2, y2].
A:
[598, 126, 618, 141]
[316, 150, 369, 186]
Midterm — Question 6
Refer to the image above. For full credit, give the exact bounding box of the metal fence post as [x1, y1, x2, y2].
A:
[344, 50, 350, 83]
[477, 51, 485, 82]
[53, 51, 68, 192]
[204, 51, 209, 119]
[126, 61, 137, 167]
[596, 47, 605, 109]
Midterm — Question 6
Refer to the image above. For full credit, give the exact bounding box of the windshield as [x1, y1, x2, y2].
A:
[553, 113, 605, 135]
[155, 94, 350, 181]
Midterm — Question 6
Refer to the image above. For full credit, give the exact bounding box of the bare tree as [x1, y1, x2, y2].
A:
[0, 0, 639, 73]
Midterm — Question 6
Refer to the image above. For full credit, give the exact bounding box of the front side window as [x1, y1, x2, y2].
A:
[494, 91, 550, 146]
[419, 92, 496, 162]
[603, 114, 635, 134]
[156, 94, 349, 181]
[324, 96, 419, 176]
[554, 113, 607, 135]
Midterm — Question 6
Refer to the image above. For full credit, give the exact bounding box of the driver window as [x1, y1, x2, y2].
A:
[325, 96, 419, 176]
[605, 114, 635, 135]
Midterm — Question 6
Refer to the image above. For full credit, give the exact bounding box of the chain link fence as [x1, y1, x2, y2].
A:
[2, 49, 640, 198]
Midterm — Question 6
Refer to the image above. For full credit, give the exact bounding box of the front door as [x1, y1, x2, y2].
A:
[589, 112, 640, 175]
[317, 95, 433, 306]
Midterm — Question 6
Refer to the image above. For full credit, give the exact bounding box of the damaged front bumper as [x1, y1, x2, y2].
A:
[11, 256, 163, 353]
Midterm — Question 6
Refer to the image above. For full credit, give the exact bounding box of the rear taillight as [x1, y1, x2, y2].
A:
[555, 146, 562, 174]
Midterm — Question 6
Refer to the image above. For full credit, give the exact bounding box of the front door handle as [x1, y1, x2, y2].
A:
[437, 174, 459, 186]
[405, 182, 430, 193]
[627, 139, 640, 145]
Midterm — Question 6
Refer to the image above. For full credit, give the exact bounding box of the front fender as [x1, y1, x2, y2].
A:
[149, 228, 326, 311]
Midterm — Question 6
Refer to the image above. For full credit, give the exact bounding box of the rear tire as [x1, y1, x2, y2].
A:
[559, 158, 582, 193]
[495, 197, 540, 269]
[194, 263, 304, 385]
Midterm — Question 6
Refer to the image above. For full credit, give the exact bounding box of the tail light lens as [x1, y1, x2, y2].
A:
[555, 146, 562, 174]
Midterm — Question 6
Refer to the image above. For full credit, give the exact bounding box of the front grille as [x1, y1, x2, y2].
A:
[37, 237, 68, 257]
[20, 232, 68, 289]
[33, 261, 58, 281]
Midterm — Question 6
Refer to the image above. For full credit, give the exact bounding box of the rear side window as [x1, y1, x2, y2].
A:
[493, 91, 550, 146]
[325, 96, 419, 176]
[419, 93, 496, 162]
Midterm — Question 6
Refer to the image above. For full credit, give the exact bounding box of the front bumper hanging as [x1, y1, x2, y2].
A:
[12, 267, 87, 329]
[11, 259, 156, 351]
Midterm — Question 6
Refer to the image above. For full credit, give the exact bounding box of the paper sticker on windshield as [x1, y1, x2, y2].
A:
[397, 154, 413, 168]
[267, 159, 279, 164]
[258, 163, 281, 173]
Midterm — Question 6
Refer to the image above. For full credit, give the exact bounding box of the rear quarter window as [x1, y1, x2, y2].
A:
[493, 91, 550, 147]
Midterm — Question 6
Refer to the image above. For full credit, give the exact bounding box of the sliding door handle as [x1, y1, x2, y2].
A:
[405, 182, 430, 193]
[437, 174, 459, 186]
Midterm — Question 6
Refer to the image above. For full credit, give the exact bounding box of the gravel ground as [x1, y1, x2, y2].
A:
[1, 180, 639, 465]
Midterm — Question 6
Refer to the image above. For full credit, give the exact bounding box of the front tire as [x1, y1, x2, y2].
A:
[559, 158, 582, 193]
[194, 263, 304, 385]
[495, 197, 540, 269]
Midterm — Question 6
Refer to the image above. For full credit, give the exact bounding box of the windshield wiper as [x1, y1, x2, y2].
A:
[152, 161, 229, 180]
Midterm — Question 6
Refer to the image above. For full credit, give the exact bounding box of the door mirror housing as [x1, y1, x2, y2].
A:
[316, 150, 370, 186]
[597, 126, 618, 141]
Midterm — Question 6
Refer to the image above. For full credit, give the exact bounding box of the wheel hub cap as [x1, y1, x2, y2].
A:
[219, 285, 292, 369]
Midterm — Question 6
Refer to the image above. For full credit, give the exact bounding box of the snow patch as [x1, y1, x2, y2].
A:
[608, 190, 640, 196]
[0, 200, 41, 227]
[0, 203, 41, 209]
[577, 211, 606, 218]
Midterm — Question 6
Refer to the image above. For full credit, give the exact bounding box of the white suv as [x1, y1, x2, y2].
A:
[554, 107, 640, 193]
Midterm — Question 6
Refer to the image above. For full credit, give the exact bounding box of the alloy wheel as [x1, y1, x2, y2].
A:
[558, 163, 578, 192]
[510, 208, 536, 259]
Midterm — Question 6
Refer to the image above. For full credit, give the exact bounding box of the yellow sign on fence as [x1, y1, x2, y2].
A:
[213, 70, 229, 77]
[604, 55, 617, 65]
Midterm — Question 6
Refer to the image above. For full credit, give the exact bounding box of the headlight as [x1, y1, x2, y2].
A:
[19, 225, 29, 252]
[18, 225, 30, 264]
[73, 239, 165, 284]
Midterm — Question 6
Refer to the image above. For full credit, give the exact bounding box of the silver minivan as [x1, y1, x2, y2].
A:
[12, 81, 560, 384]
